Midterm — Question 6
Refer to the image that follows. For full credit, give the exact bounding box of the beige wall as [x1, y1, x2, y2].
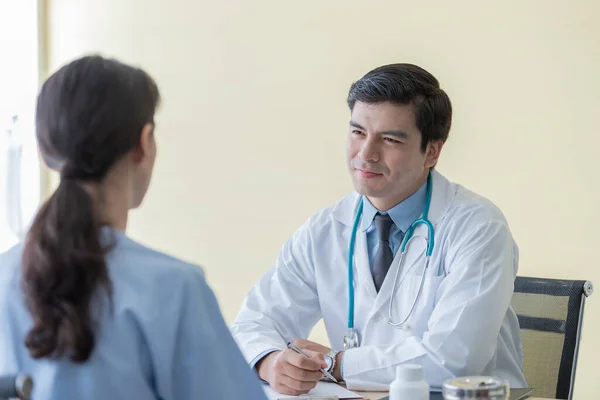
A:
[45, 0, 599, 397]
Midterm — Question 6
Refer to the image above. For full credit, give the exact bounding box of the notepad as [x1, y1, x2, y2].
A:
[262, 381, 364, 400]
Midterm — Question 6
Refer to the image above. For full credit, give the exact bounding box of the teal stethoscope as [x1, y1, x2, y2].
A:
[343, 172, 435, 350]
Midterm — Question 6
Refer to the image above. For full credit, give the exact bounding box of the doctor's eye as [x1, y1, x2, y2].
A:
[383, 137, 401, 144]
[351, 130, 364, 136]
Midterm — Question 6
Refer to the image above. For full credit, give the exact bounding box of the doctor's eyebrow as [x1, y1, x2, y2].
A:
[349, 120, 409, 140]
[349, 121, 366, 131]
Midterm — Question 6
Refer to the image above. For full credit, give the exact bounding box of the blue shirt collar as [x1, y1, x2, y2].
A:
[361, 181, 428, 234]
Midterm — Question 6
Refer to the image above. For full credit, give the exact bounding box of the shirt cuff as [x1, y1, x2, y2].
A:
[249, 348, 279, 379]
[340, 351, 345, 381]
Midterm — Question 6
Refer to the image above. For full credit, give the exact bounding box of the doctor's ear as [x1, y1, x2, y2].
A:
[424, 140, 443, 169]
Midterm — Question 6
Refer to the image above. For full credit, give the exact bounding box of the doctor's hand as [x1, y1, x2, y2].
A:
[291, 339, 332, 355]
[292, 339, 344, 381]
[257, 348, 327, 395]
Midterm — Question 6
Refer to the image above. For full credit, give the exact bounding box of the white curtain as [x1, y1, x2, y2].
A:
[0, 0, 40, 253]
[0, 115, 28, 252]
[7, 116, 23, 238]
[0, 117, 18, 251]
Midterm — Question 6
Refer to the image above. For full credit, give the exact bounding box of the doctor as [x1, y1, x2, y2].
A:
[231, 63, 527, 394]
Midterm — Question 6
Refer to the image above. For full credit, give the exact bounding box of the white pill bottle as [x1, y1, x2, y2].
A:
[389, 364, 429, 400]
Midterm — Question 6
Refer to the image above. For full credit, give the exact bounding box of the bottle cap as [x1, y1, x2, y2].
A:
[396, 364, 424, 382]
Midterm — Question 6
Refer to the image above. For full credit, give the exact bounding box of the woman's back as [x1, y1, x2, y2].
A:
[0, 227, 267, 399]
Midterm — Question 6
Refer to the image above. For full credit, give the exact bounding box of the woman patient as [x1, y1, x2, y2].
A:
[0, 55, 266, 399]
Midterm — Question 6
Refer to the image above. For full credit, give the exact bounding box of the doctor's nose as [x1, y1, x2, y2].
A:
[358, 139, 380, 163]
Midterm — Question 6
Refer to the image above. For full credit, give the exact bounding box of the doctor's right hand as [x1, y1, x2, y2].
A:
[257, 349, 327, 395]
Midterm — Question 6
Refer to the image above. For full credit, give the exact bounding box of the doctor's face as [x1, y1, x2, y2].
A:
[346, 101, 441, 211]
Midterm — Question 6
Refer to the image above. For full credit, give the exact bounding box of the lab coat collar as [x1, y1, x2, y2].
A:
[332, 169, 456, 228]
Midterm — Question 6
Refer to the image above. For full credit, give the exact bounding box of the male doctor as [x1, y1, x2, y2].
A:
[231, 63, 527, 395]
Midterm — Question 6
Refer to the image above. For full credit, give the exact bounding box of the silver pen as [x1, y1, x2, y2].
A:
[287, 342, 338, 383]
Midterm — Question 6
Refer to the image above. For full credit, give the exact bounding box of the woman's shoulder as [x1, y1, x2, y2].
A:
[0, 243, 24, 292]
[115, 230, 201, 268]
[0, 228, 212, 309]
[105, 227, 208, 290]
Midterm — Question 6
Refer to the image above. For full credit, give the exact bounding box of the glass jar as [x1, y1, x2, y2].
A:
[442, 376, 509, 400]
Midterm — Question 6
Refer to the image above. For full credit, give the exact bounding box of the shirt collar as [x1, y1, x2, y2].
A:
[361, 181, 428, 234]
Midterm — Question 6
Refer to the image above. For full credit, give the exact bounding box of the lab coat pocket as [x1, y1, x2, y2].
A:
[391, 273, 444, 333]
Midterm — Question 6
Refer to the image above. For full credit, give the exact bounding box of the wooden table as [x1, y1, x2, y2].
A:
[354, 391, 549, 400]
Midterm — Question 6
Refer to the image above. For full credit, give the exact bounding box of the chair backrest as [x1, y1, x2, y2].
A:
[511, 276, 593, 400]
[0, 373, 33, 400]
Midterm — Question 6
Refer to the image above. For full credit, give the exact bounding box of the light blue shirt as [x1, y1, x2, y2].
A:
[0, 227, 267, 400]
[362, 181, 428, 273]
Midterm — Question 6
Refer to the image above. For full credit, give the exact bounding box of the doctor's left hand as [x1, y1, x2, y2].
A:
[291, 339, 332, 355]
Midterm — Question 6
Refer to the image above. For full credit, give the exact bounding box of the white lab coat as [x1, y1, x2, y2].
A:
[231, 170, 527, 391]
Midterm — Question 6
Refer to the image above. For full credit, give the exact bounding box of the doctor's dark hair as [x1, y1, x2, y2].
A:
[21, 55, 160, 362]
[347, 63, 452, 152]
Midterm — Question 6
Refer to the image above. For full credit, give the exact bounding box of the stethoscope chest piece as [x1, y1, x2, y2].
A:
[343, 329, 359, 350]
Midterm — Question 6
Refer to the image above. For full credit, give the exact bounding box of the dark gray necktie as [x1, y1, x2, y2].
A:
[372, 213, 394, 292]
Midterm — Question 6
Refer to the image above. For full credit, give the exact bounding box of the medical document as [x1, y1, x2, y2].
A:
[262, 382, 363, 399]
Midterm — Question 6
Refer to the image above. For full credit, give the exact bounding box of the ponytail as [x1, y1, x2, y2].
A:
[21, 178, 112, 362]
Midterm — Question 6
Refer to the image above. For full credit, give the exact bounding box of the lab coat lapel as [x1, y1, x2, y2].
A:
[333, 193, 378, 302]
[354, 229, 378, 300]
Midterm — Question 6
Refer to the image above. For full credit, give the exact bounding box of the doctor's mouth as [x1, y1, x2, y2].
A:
[356, 169, 383, 179]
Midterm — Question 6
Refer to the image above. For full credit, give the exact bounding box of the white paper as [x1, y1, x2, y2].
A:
[262, 381, 363, 399]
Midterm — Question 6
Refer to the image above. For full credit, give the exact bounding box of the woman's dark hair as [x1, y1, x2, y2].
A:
[347, 63, 452, 152]
[21, 55, 160, 362]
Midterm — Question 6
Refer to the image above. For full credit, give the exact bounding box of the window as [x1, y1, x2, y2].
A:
[0, 1, 41, 253]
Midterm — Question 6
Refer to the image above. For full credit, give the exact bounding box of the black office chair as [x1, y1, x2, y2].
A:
[511, 276, 593, 400]
[0, 374, 33, 400]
